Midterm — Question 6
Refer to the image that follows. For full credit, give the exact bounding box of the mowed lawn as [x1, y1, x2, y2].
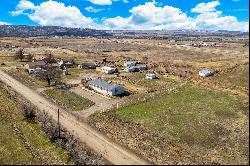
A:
[91, 85, 249, 164]
[44, 89, 94, 111]
[0, 88, 72, 165]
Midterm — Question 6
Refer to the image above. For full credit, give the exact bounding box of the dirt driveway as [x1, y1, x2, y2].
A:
[70, 86, 121, 119]
[0, 70, 149, 165]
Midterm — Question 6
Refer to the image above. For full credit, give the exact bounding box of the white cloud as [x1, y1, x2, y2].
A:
[86, 0, 112, 5]
[11, 0, 95, 28]
[103, 1, 195, 30]
[85, 6, 105, 13]
[10, 0, 249, 32]
[10, 0, 35, 16]
[191, 0, 220, 13]
[86, 0, 129, 5]
[192, 1, 249, 31]
[0, 21, 10, 25]
[104, 16, 131, 29]
[102, 1, 248, 32]
[195, 11, 249, 32]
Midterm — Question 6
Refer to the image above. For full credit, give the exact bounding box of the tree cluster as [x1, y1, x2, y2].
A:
[15, 48, 25, 61]
[37, 65, 62, 86]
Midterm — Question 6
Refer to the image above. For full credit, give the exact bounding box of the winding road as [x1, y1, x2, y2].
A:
[0, 69, 149, 165]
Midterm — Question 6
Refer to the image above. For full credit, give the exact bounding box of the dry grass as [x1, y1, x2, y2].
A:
[0, 87, 73, 165]
[89, 85, 249, 165]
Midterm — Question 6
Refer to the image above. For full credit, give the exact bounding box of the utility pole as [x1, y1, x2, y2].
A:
[58, 109, 60, 138]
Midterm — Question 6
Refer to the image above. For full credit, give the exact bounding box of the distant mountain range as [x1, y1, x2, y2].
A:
[0, 25, 110, 37]
[0, 25, 248, 38]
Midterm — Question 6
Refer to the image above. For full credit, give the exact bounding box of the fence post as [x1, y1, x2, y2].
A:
[58, 109, 60, 138]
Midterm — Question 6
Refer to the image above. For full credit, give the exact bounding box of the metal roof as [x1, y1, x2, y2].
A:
[199, 69, 214, 74]
[88, 79, 122, 91]
[28, 61, 46, 68]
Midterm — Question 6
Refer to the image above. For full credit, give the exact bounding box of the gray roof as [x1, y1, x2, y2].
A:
[199, 69, 214, 74]
[88, 79, 122, 91]
[28, 61, 46, 68]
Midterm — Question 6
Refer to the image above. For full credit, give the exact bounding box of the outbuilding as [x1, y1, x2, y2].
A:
[59, 59, 76, 69]
[124, 66, 139, 73]
[79, 62, 98, 69]
[24, 60, 46, 74]
[124, 61, 137, 67]
[199, 69, 214, 77]
[146, 73, 157, 80]
[96, 66, 117, 74]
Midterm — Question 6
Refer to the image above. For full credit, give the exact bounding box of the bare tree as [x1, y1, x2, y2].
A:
[44, 50, 55, 63]
[38, 65, 62, 86]
[26, 53, 34, 62]
[15, 48, 25, 61]
[21, 104, 36, 122]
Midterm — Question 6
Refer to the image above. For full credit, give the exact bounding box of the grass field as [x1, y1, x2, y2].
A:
[63, 68, 83, 80]
[111, 72, 183, 93]
[62, 68, 99, 81]
[44, 89, 94, 111]
[89, 85, 249, 164]
[193, 63, 249, 98]
[213, 64, 249, 92]
[0, 88, 73, 165]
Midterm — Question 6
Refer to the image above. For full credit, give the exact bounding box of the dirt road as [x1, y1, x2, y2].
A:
[0, 70, 149, 165]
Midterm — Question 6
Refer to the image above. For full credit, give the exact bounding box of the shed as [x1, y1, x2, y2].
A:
[59, 59, 76, 69]
[124, 66, 139, 73]
[146, 73, 157, 80]
[97, 66, 117, 74]
[199, 69, 214, 77]
[79, 62, 98, 69]
[124, 61, 137, 67]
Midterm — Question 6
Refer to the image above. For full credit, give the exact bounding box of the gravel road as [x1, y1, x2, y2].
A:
[0, 70, 149, 165]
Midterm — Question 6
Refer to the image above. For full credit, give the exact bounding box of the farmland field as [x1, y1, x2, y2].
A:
[0, 87, 72, 165]
[0, 35, 248, 165]
[89, 85, 249, 165]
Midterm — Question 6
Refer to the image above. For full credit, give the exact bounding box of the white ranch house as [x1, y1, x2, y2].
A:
[87, 78, 125, 96]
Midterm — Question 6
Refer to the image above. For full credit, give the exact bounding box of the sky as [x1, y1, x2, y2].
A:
[0, 0, 249, 31]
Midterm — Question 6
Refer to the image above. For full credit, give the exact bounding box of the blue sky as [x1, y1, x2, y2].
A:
[0, 0, 249, 31]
